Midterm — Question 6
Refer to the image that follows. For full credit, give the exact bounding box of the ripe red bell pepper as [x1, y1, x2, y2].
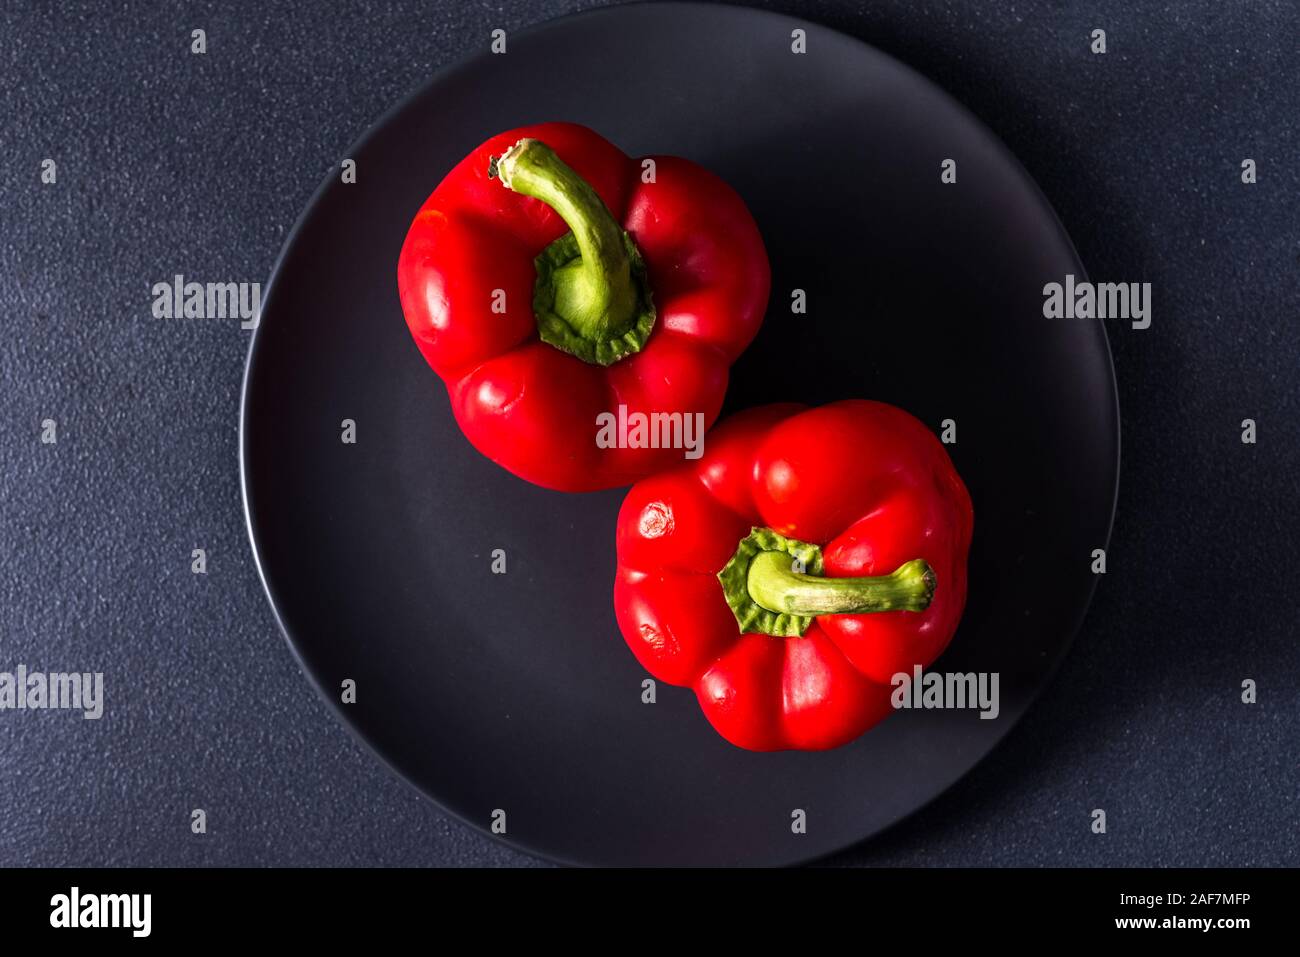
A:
[397, 122, 770, 491]
[614, 401, 974, 751]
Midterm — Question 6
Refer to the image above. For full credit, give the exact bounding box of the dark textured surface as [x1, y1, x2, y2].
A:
[0, 0, 1296, 867]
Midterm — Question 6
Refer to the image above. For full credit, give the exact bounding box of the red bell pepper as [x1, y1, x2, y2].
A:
[397, 122, 770, 491]
[613, 401, 974, 751]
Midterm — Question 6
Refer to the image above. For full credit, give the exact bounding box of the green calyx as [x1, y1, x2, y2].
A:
[717, 527, 937, 638]
[718, 528, 825, 637]
[489, 138, 655, 366]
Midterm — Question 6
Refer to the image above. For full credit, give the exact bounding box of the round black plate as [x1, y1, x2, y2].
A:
[241, 2, 1118, 866]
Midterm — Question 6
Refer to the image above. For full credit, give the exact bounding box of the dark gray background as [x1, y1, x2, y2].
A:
[1, 0, 1295, 867]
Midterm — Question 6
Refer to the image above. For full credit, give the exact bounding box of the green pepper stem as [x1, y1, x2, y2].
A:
[491, 138, 641, 346]
[746, 551, 936, 616]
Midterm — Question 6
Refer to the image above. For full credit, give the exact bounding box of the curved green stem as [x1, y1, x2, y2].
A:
[747, 551, 935, 616]
[491, 139, 655, 366]
[717, 527, 936, 637]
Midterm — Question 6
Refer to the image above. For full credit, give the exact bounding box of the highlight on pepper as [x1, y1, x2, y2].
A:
[613, 400, 974, 751]
[397, 122, 770, 491]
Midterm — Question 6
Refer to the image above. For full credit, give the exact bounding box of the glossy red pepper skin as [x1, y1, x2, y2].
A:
[397, 122, 770, 491]
[613, 401, 974, 751]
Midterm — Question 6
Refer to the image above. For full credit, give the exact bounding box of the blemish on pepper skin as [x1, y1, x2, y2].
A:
[639, 622, 678, 657]
[474, 377, 524, 417]
[639, 502, 674, 538]
[414, 208, 448, 228]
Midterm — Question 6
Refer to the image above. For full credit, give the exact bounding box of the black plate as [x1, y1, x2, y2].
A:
[241, 2, 1118, 866]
